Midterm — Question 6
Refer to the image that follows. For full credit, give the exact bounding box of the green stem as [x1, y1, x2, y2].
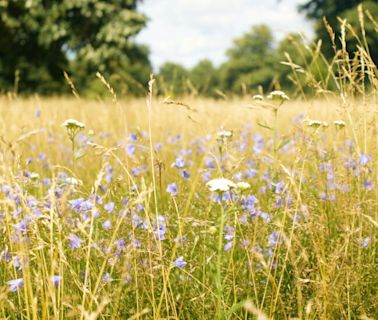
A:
[216, 196, 225, 319]
[71, 137, 76, 171]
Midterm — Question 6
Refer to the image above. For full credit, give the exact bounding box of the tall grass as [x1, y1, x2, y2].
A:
[0, 11, 377, 319]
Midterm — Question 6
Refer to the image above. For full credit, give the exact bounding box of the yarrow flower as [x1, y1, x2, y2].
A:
[236, 182, 251, 191]
[62, 119, 85, 130]
[252, 94, 264, 101]
[65, 177, 82, 186]
[333, 120, 346, 128]
[29, 172, 40, 181]
[62, 119, 86, 141]
[217, 130, 233, 139]
[267, 90, 289, 101]
[206, 178, 236, 192]
[306, 119, 328, 128]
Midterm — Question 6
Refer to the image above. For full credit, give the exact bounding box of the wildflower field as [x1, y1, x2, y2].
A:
[0, 85, 377, 320]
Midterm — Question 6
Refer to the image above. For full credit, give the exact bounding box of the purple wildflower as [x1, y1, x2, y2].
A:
[7, 278, 24, 292]
[166, 183, 178, 196]
[128, 133, 137, 141]
[224, 224, 234, 241]
[181, 170, 190, 179]
[102, 220, 112, 230]
[361, 237, 371, 247]
[362, 179, 374, 191]
[268, 230, 284, 247]
[205, 158, 216, 169]
[224, 242, 233, 251]
[102, 273, 113, 283]
[173, 256, 187, 268]
[68, 234, 84, 250]
[126, 143, 136, 156]
[104, 202, 115, 213]
[174, 157, 185, 169]
[51, 275, 62, 286]
[359, 153, 371, 166]
[155, 215, 167, 240]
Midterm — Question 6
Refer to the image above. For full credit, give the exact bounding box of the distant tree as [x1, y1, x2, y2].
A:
[276, 34, 309, 90]
[299, 0, 378, 62]
[0, 0, 151, 95]
[158, 62, 189, 96]
[188, 59, 218, 96]
[218, 25, 279, 94]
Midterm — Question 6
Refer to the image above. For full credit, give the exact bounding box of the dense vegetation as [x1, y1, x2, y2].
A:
[0, 12, 377, 315]
[1, 0, 378, 96]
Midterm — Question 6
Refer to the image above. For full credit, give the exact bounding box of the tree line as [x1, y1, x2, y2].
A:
[0, 0, 377, 97]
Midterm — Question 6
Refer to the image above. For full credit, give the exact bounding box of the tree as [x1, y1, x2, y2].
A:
[0, 0, 151, 95]
[299, 0, 378, 62]
[218, 25, 279, 94]
[276, 34, 309, 90]
[188, 59, 218, 96]
[158, 62, 189, 96]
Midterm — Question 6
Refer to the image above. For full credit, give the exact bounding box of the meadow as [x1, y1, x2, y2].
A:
[0, 82, 376, 320]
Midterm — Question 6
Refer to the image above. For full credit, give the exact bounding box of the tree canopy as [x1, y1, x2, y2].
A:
[299, 0, 378, 62]
[1, 0, 377, 97]
[0, 0, 151, 95]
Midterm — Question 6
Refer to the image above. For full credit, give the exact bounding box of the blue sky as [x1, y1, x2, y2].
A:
[136, 0, 314, 70]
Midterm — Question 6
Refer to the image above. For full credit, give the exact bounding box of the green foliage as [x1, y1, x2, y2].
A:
[188, 59, 218, 96]
[158, 62, 189, 97]
[155, 25, 307, 97]
[299, 0, 378, 62]
[0, 0, 151, 95]
[219, 25, 279, 94]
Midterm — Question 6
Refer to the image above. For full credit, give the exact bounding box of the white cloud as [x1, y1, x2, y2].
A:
[136, 0, 314, 70]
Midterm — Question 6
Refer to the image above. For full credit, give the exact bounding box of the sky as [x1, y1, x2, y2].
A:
[136, 0, 314, 70]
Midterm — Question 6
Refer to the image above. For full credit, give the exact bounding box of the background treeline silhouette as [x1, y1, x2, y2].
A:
[0, 0, 377, 97]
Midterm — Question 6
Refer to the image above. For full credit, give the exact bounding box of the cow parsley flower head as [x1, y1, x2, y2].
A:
[206, 178, 236, 192]
[62, 119, 85, 131]
[267, 90, 289, 101]
[217, 130, 233, 139]
[334, 120, 346, 128]
[236, 182, 251, 191]
[65, 177, 82, 186]
[62, 119, 85, 141]
[253, 94, 264, 101]
[29, 172, 40, 182]
[307, 119, 325, 128]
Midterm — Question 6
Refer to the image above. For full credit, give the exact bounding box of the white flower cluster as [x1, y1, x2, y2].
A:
[267, 90, 290, 101]
[206, 178, 251, 192]
[305, 119, 346, 129]
[217, 130, 233, 139]
[62, 119, 85, 130]
[253, 91, 289, 103]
